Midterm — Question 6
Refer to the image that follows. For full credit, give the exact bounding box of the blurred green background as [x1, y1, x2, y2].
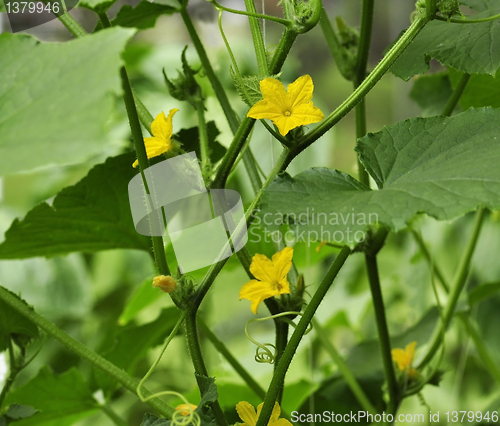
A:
[1, 1, 500, 425]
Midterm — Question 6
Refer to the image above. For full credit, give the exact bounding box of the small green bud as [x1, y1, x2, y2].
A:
[163, 46, 201, 109]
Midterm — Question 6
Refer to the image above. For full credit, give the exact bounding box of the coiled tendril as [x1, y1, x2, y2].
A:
[245, 311, 312, 364]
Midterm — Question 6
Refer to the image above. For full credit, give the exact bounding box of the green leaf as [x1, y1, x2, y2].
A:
[95, 307, 181, 394]
[409, 72, 455, 116]
[449, 68, 500, 110]
[259, 109, 500, 244]
[118, 275, 159, 325]
[0, 153, 151, 260]
[175, 122, 226, 164]
[469, 282, 500, 306]
[4, 367, 98, 426]
[140, 413, 169, 426]
[5, 405, 39, 421]
[95, 1, 178, 30]
[78, 0, 116, 13]
[392, 0, 500, 80]
[0, 289, 39, 352]
[0, 29, 135, 176]
[230, 71, 281, 107]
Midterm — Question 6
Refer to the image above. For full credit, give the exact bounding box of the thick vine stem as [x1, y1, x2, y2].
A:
[417, 207, 487, 368]
[197, 318, 266, 400]
[185, 314, 228, 426]
[353, 0, 375, 187]
[0, 286, 176, 418]
[294, 15, 428, 152]
[255, 247, 351, 426]
[365, 253, 399, 414]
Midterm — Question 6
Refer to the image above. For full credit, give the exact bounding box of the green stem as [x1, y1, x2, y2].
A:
[435, 12, 500, 23]
[364, 253, 399, 414]
[242, 152, 263, 194]
[441, 73, 470, 116]
[412, 231, 500, 385]
[353, 0, 375, 187]
[98, 11, 171, 277]
[197, 318, 266, 400]
[196, 98, 210, 172]
[244, 0, 269, 76]
[426, 0, 437, 19]
[412, 230, 449, 292]
[212, 118, 256, 189]
[209, 0, 290, 27]
[120, 66, 171, 277]
[185, 314, 228, 426]
[312, 318, 378, 415]
[417, 207, 486, 368]
[319, 7, 343, 65]
[269, 30, 298, 74]
[58, 12, 87, 37]
[255, 247, 351, 426]
[457, 312, 500, 385]
[180, 6, 240, 133]
[0, 286, 175, 418]
[295, 16, 428, 152]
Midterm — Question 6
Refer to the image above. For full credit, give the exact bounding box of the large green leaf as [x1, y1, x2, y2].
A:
[392, 0, 500, 80]
[0, 153, 151, 259]
[4, 367, 98, 426]
[95, 307, 181, 394]
[259, 109, 500, 244]
[0, 29, 134, 176]
[0, 288, 38, 352]
[110, 0, 178, 29]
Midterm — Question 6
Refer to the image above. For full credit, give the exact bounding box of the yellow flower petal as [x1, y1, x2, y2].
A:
[286, 74, 314, 109]
[236, 401, 257, 426]
[392, 341, 417, 371]
[268, 402, 281, 423]
[239, 279, 277, 314]
[270, 246, 294, 285]
[249, 253, 276, 283]
[246, 75, 324, 136]
[240, 247, 293, 314]
[151, 109, 178, 141]
[175, 403, 197, 416]
[259, 78, 288, 111]
[132, 108, 179, 167]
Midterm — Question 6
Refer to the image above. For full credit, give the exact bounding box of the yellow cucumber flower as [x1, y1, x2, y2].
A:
[236, 401, 291, 426]
[175, 403, 197, 416]
[132, 108, 179, 168]
[239, 247, 293, 314]
[392, 341, 419, 379]
[246, 75, 324, 136]
[152, 275, 176, 293]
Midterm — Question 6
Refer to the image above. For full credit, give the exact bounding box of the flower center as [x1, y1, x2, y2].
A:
[284, 110, 291, 117]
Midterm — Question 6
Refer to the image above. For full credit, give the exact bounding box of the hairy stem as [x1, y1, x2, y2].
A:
[295, 16, 428, 152]
[255, 247, 351, 426]
[0, 286, 175, 418]
[365, 253, 399, 413]
[353, 0, 375, 187]
[185, 314, 228, 426]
